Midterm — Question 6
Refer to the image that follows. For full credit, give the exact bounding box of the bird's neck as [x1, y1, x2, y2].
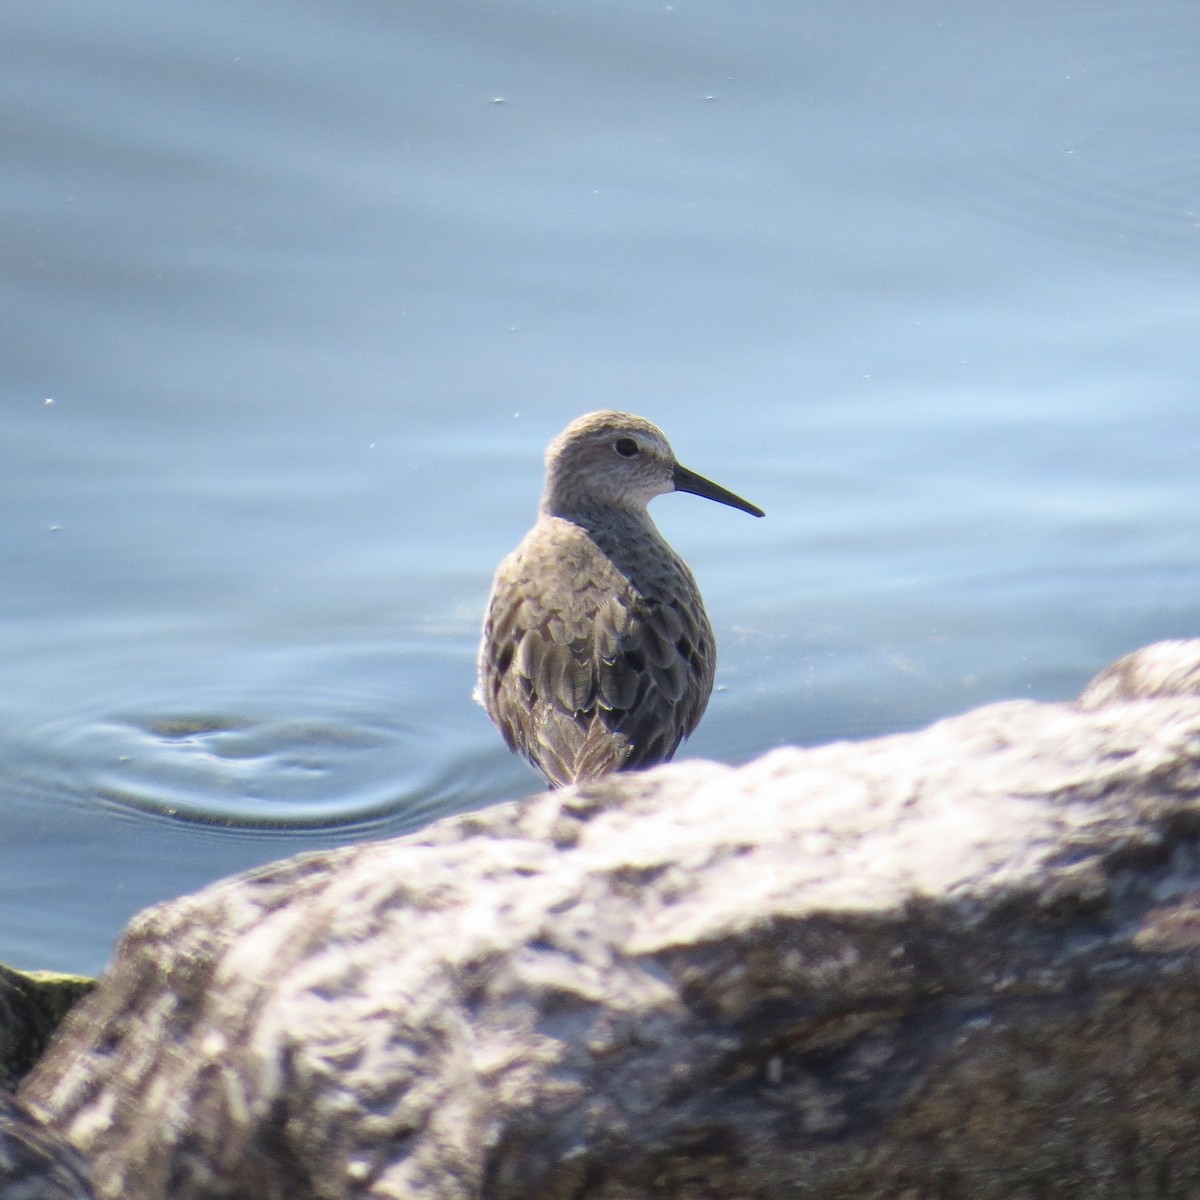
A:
[544, 484, 648, 523]
[539, 492, 657, 535]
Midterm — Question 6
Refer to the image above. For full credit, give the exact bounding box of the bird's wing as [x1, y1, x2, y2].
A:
[596, 590, 714, 770]
[478, 524, 625, 785]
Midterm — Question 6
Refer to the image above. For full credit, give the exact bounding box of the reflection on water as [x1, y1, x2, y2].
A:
[2, 0, 1199, 973]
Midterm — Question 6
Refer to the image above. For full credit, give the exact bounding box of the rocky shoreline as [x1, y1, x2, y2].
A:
[8, 639, 1200, 1199]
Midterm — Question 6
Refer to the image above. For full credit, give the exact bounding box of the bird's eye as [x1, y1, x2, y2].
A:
[614, 437, 640, 458]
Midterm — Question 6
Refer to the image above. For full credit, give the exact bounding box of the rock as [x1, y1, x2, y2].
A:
[0, 1091, 93, 1200]
[20, 640, 1200, 1199]
[0, 967, 94, 1092]
[1079, 638, 1200, 708]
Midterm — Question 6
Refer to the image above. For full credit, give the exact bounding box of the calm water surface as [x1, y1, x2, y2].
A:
[3, 0, 1199, 974]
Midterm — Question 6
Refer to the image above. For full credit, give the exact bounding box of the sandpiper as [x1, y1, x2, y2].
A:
[476, 410, 763, 788]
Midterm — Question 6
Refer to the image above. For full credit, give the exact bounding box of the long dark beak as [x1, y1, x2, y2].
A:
[672, 463, 764, 517]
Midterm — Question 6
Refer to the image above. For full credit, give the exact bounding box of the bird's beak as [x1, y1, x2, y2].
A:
[672, 463, 764, 517]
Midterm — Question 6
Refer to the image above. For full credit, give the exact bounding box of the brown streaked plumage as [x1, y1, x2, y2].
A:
[475, 410, 763, 788]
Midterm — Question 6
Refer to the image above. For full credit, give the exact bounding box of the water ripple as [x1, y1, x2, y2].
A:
[23, 642, 504, 830]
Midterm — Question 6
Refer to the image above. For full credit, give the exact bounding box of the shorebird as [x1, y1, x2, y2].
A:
[476, 410, 763, 788]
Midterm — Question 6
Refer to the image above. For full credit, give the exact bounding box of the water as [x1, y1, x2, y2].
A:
[2, 0, 1198, 975]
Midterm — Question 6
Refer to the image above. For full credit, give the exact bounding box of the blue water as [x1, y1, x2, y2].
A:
[2, 0, 1199, 974]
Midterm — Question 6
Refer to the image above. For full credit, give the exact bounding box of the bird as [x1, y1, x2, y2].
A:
[476, 410, 763, 788]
